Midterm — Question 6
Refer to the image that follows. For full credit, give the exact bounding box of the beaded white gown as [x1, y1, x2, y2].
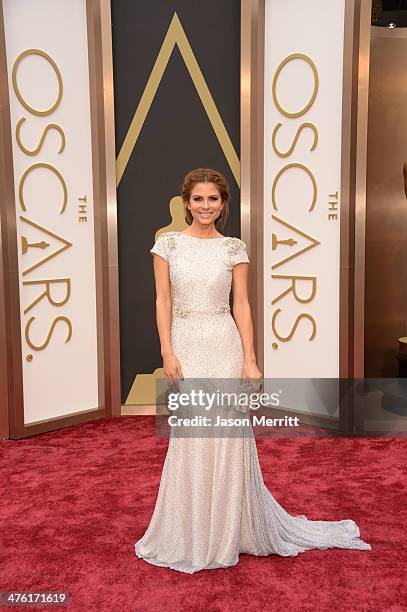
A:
[134, 230, 371, 574]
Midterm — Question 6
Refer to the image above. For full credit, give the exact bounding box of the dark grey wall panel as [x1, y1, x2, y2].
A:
[111, 1, 241, 402]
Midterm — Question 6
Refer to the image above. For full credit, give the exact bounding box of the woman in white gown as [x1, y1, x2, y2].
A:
[134, 168, 371, 574]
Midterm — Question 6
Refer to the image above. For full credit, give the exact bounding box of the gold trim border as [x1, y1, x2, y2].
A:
[241, 0, 264, 374]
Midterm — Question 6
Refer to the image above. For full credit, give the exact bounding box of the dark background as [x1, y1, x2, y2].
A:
[111, 1, 241, 402]
[373, 0, 407, 25]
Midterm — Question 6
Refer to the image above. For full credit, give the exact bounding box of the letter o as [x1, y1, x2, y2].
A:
[12, 49, 63, 116]
[272, 53, 319, 118]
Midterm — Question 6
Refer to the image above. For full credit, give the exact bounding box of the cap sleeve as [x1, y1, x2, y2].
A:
[150, 233, 168, 261]
[229, 238, 250, 267]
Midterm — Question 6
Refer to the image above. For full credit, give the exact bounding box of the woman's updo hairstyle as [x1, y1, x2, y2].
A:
[181, 168, 230, 231]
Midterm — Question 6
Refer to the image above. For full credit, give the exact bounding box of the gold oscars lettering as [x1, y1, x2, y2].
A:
[12, 49, 73, 356]
[270, 53, 320, 344]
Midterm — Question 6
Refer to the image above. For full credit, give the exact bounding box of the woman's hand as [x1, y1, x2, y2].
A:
[163, 352, 184, 393]
[241, 361, 263, 392]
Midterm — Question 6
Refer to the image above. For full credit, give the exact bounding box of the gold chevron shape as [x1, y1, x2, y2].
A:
[116, 12, 240, 187]
[20, 216, 72, 276]
[271, 214, 320, 270]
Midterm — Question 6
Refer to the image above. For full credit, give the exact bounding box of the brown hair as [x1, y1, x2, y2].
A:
[181, 168, 230, 231]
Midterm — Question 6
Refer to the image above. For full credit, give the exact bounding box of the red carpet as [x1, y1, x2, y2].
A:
[0, 416, 406, 611]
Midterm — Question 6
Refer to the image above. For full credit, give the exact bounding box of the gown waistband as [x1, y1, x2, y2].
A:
[172, 302, 231, 318]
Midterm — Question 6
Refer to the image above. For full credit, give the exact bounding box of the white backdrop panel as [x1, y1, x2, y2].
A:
[2, 0, 99, 424]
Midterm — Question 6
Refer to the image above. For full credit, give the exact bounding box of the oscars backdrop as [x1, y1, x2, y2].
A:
[2, 0, 99, 426]
[263, 0, 347, 419]
[111, 1, 242, 406]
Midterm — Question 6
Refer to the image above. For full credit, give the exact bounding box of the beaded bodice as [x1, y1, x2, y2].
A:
[150, 231, 250, 317]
